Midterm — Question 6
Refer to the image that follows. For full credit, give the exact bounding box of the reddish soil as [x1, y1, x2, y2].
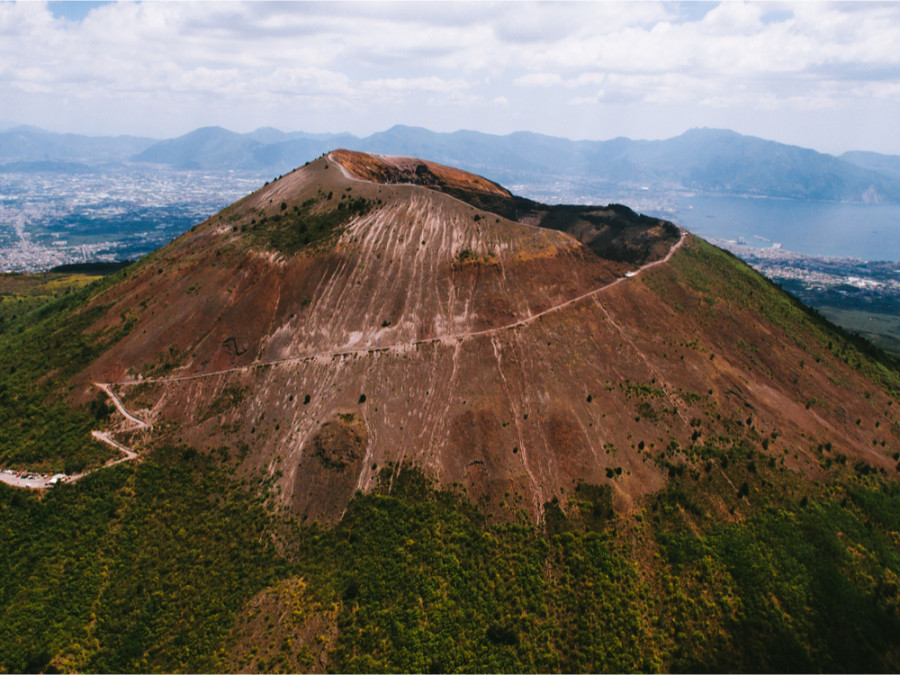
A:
[69, 152, 900, 521]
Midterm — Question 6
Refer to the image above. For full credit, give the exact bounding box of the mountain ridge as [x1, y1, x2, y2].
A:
[4, 124, 900, 203]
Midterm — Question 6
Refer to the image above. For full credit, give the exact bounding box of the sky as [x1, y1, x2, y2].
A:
[3, 1, 900, 155]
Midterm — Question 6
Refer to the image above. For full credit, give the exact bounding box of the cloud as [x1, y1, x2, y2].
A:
[1, 1, 899, 150]
[363, 77, 469, 93]
[698, 1, 765, 35]
[567, 92, 604, 106]
[513, 73, 563, 87]
[508, 1, 900, 112]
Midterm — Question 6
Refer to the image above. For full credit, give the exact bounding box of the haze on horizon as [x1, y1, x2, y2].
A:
[3, 0, 900, 156]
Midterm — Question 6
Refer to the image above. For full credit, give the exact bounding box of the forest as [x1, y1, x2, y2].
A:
[2, 452, 900, 672]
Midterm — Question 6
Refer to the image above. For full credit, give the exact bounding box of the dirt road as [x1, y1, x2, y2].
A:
[0, 384, 147, 490]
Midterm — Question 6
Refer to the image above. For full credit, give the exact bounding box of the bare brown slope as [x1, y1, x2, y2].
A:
[100, 235, 900, 523]
[69, 152, 899, 522]
[332, 148, 681, 265]
[330, 148, 511, 197]
[79, 153, 627, 383]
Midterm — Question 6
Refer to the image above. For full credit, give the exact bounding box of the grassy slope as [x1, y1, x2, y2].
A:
[0, 269, 141, 472]
[223, 240, 900, 672]
[0, 446, 282, 673]
[817, 306, 900, 360]
[3, 455, 898, 673]
[265, 470, 900, 673]
[657, 237, 900, 395]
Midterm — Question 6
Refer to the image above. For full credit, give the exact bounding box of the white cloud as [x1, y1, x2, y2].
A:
[362, 77, 469, 93]
[1, 1, 899, 151]
[513, 73, 563, 87]
[698, 1, 765, 36]
[567, 92, 604, 106]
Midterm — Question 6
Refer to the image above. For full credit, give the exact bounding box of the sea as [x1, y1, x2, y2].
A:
[671, 195, 900, 263]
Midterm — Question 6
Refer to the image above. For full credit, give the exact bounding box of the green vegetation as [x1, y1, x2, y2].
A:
[2, 455, 899, 672]
[456, 248, 477, 263]
[247, 193, 375, 255]
[818, 305, 900, 359]
[306, 478, 647, 673]
[0, 445, 282, 673]
[5, 457, 879, 674]
[453, 247, 497, 266]
[0, 268, 137, 472]
[651, 479, 900, 672]
[657, 238, 900, 395]
[1, 223, 900, 672]
[0, 270, 106, 329]
[255, 469, 896, 673]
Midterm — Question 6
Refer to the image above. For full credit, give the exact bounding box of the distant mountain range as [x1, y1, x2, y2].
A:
[3, 123, 900, 203]
[0, 125, 155, 165]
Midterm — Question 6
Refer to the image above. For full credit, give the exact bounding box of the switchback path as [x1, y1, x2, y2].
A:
[96, 382, 151, 430]
[119, 230, 688, 388]
[0, 384, 148, 490]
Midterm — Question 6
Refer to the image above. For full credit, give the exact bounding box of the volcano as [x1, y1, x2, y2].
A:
[55, 149, 896, 523]
[5, 150, 900, 674]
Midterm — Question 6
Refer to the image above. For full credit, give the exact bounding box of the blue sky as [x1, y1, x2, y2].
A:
[4, 1, 900, 154]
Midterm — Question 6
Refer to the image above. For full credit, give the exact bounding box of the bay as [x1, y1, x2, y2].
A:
[673, 195, 900, 262]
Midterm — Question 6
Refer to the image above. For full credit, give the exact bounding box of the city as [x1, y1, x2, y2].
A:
[0, 166, 265, 272]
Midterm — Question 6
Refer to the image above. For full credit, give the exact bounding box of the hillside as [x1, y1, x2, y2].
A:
[131, 126, 356, 172]
[1, 151, 900, 672]
[353, 126, 900, 203]
[138, 125, 899, 203]
[63, 150, 683, 520]
[843, 150, 900, 181]
[68, 150, 894, 520]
